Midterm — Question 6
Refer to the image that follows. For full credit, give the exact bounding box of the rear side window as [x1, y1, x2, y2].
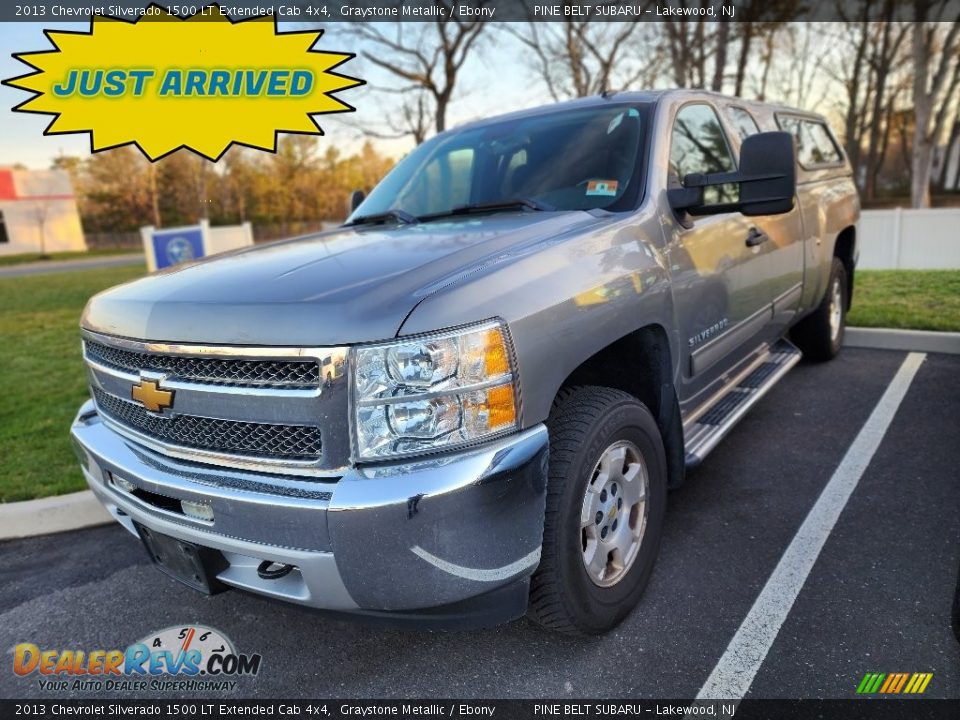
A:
[726, 106, 761, 140]
[778, 116, 843, 168]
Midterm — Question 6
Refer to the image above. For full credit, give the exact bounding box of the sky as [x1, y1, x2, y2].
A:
[0, 21, 549, 169]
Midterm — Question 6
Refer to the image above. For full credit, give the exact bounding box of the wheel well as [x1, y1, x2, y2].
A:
[834, 226, 856, 309]
[559, 325, 685, 488]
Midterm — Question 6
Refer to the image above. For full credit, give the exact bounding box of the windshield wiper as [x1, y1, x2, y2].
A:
[346, 208, 419, 226]
[420, 197, 555, 221]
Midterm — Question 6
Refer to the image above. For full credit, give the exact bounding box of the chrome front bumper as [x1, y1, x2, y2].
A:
[71, 400, 548, 626]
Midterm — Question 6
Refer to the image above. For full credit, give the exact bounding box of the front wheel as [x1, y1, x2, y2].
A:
[529, 386, 667, 635]
[791, 257, 847, 362]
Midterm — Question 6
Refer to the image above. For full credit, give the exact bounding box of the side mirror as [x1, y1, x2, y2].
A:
[347, 189, 365, 214]
[668, 131, 796, 218]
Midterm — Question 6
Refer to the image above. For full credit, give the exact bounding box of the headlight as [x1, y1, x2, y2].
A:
[351, 320, 519, 460]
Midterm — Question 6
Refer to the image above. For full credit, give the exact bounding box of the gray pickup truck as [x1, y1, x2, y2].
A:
[72, 89, 859, 634]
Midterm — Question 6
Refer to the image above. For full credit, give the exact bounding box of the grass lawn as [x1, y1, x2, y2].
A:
[0, 266, 956, 502]
[0, 264, 145, 502]
[0, 248, 138, 267]
[847, 270, 960, 332]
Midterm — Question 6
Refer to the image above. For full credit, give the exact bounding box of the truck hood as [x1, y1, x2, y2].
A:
[83, 212, 603, 346]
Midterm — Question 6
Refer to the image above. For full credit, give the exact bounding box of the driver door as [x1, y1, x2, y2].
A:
[665, 102, 772, 401]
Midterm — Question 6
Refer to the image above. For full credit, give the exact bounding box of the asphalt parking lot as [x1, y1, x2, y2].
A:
[1, 348, 958, 700]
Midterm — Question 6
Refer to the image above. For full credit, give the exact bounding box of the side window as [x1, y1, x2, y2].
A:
[778, 115, 842, 168]
[670, 104, 738, 204]
[727, 106, 761, 140]
[805, 121, 843, 165]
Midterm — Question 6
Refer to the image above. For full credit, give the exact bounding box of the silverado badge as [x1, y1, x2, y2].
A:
[131, 377, 174, 413]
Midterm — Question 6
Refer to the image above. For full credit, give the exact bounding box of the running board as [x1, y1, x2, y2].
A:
[684, 339, 802, 469]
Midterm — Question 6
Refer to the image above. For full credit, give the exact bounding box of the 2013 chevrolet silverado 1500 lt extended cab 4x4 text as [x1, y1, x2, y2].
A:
[71, 90, 859, 634]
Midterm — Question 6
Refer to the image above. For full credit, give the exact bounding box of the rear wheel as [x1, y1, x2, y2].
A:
[791, 257, 847, 362]
[529, 386, 667, 635]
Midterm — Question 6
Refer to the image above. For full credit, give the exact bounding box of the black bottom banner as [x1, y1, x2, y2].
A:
[2, 699, 959, 720]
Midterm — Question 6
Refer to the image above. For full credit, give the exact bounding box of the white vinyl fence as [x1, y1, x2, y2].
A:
[858, 208, 960, 269]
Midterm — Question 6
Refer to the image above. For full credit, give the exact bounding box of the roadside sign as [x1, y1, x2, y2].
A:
[140, 220, 253, 272]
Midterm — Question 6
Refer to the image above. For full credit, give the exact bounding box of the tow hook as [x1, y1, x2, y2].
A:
[257, 561, 295, 580]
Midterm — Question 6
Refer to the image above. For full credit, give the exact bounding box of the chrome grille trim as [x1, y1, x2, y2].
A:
[85, 339, 320, 389]
[81, 330, 351, 476]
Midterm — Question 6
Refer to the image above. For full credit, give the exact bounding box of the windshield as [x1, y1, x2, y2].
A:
[351, 104, 646, 221]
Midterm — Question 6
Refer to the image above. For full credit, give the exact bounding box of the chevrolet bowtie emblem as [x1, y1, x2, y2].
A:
[131, 377, 174, 413]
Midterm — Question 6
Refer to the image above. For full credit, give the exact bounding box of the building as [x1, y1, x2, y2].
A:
[935, 124, 960, 192]
[0, 168, 86, 256]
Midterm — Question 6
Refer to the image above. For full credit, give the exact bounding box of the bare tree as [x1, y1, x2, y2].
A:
[827, 2, 910, 199]
[864, 12, 910, 200]
[910, 0, 960, 207]
[760, 24, 831, 110]
[507, 12, 660, 99]
[31, 200, 51, 257]
[732, 0, 805, 96]
[663, 19, 712, 88]
[353, 6, 489, 142]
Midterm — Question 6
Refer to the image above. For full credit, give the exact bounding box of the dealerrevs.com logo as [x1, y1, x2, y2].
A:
[12, 625, 261, 693]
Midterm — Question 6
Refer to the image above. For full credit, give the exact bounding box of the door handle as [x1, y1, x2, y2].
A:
[745, 227, 768, 247]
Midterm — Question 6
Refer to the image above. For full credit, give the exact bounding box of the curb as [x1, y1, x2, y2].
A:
[2, 326, 956, 542]
[0, 490, 112, 541]
[844, 327, 960, 355]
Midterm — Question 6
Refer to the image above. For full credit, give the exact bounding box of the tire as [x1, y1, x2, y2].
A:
[529, 386, 667, 635]
[791, 257, 847, 362]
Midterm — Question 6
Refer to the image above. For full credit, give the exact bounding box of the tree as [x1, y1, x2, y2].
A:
[731, 0, 804, 96]
[827, 2, 910, 199]
[31, 200, 51, 256]
[353, 5, 489, 142]
[77, 147, 154, 232]
[910, 1, 960, 207]
[863, 12, 910, 200]
[507, 11, 660, 100]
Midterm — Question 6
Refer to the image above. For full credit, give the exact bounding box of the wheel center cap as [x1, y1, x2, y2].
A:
[607, 506, 617, 523]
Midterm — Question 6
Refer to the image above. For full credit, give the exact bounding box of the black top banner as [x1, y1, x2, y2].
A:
[4, 0, 960, 23]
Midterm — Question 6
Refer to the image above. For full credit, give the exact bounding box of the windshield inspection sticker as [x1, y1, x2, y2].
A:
[586, 180, 619, 197]
[2, 3, 363, 161]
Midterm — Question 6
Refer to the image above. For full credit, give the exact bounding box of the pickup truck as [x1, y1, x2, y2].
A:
[72, 89, 859, 634]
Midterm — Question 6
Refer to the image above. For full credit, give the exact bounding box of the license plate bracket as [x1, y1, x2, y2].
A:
[134, 523, 227, 594]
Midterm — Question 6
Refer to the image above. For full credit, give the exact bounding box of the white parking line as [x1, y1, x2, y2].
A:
[696, 352, 927, 701]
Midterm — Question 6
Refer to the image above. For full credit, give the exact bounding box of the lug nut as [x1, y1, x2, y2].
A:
[612, 483, 618, 496]
[600, 489, 607, 502]
[612, 519, 619, 531]
[601, 526, 608, 539]
[595, 511, 603, 525]
[618, 498, 623, 509]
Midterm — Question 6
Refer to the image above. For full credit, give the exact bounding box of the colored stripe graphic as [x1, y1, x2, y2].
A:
[857, 672, 932, 694]
[911, 673, 933, 694]
[879, 674, 896, 693]
[856, 673, 886, 694]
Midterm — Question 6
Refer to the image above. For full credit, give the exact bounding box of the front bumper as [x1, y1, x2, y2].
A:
[71, 400, 548, 628]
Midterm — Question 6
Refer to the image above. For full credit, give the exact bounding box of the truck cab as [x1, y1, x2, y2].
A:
[71, 90, 859, 634]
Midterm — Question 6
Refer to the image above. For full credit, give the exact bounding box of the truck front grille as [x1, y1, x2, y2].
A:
[93, 388, 323, 461]
[85, 339, 320, 389]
